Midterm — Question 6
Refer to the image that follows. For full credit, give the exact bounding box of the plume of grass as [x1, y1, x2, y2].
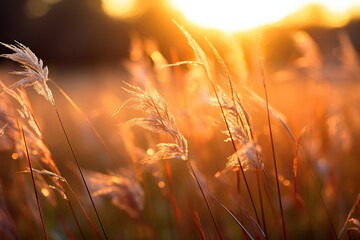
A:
[0, 42, 54, 105]
[1, 41, 108, 239]
[210, 86, 263, 176]
[114, 82, 223, 239]
[87, 171, 144, 218]
[114, 82, 188, 163]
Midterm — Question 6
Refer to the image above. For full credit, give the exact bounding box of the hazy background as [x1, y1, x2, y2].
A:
[1, 0, 360, 68]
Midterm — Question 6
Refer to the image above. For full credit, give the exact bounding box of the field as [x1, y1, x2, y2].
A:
[0, 24, 359, 239]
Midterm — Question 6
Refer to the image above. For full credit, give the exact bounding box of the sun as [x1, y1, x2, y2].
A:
[169, 0, 360, 33]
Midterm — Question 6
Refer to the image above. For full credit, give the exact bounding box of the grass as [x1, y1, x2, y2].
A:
[0, 23, 359, 239]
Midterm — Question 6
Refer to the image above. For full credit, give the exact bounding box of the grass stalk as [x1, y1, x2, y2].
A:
[65, 180, 103, 239]
[66, 199, 85, 239]
[52, 105, 108, 240]
[257, 44, 286, 239]
[20, 121, 47, 240]
[50, 80, 121, 170]
[194, 171, 258, 240]
[187, 161, 223, 240]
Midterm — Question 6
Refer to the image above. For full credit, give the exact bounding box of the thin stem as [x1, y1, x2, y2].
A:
[20, 122, 47, 240]
[65, 181, 103, 240]
[194, 171, 257, 240]
[53, 105, 108, 240]
[50, 80, 121, 170]
[66, 199, 85, 240]
[258, 44, 286, 239]
[187, 161, 223, 240]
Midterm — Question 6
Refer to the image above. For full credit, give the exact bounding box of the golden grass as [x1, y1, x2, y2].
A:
[0, 24, 359, 239]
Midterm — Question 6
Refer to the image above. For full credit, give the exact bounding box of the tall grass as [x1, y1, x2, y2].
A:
[0, 23, 359, 239]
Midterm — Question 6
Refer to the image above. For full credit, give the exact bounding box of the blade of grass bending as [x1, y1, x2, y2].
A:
[52, 105, 108, 240]
[257, 43, 286, 240]
[50, 80, 121, 170]
[19, 121, 47, 240]
[187, 161, 223, 240]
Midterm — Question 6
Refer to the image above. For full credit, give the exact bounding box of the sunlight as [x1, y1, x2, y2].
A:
[169, 0, 360, 32]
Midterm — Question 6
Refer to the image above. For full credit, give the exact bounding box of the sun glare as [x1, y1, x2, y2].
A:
[169, 0, 360, 32]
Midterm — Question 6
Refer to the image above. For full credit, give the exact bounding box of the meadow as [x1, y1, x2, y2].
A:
[0, 23, 359, 239]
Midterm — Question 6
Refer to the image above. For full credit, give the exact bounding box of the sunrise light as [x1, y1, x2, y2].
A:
[169, 0, 360, 32]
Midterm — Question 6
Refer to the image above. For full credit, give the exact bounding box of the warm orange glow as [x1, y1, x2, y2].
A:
[11, 153, 19, 160]
[41, 188, 50, 197]
[158, 181, 165, 189]
[170, 0, 360, 32]
[101, 0, 146, 19]
[146, 148, 155, 156]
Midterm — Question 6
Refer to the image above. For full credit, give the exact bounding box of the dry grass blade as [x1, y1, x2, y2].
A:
[88, 171, 144, 218]
[0, 42, 54, 105]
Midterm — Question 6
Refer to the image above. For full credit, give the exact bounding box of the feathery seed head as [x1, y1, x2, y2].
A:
[1, 41, 54, 105]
